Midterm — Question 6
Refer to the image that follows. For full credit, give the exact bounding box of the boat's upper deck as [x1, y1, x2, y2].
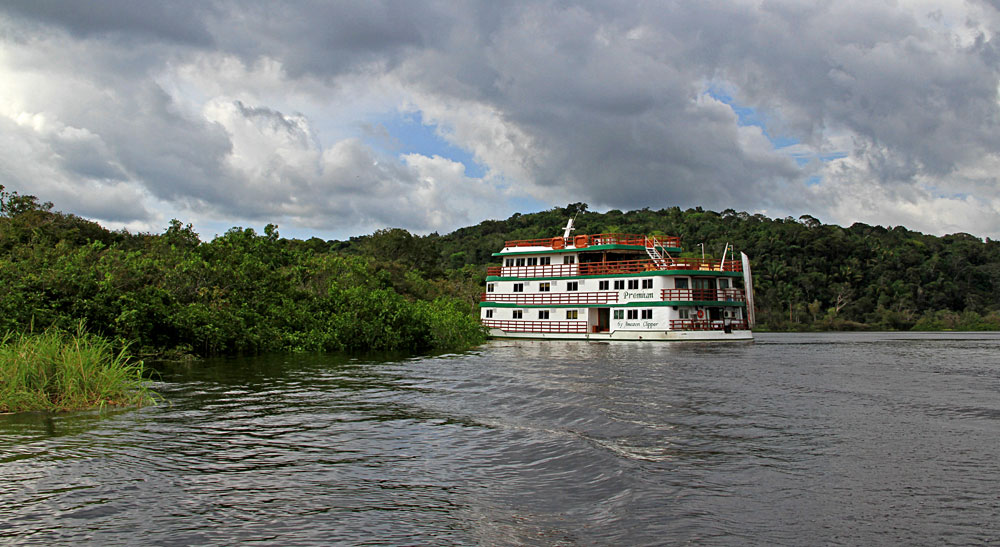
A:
[494, 233, 682, 256]
[487, 258, 743, 278]
[489, 231, 743, 278]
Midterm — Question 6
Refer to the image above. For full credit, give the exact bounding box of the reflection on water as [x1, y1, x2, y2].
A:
[2, 333, 1000, 545]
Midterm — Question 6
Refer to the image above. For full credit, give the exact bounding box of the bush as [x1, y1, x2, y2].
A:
[0, 325, 156, 413]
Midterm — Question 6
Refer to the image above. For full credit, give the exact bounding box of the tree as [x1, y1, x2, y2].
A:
[0, 185, 53, 217]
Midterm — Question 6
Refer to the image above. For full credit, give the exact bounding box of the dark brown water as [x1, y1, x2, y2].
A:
[2, 333, 999, 545]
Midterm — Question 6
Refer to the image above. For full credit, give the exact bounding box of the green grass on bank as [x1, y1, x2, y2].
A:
[0, 326, 157, 413]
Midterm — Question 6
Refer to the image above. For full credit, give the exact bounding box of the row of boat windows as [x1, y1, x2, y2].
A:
[503, 256, 576, 266]
[484, 308, 742, 319]
[671, 308, 741, 319]
[486, 278, 730, 292]
[484, 309, 652, 320]
[614, 309, 653, 320]
[488, 279, 653, 292]
[484, 309, 579, 319]
[509, 281, 581, 292]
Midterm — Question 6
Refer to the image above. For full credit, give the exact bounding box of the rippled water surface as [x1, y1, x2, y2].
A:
[3, 332, 1000, 545]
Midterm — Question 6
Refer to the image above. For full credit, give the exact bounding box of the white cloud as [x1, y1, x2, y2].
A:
[198, 96, 509, 234]
[2, 0, 1000, 240]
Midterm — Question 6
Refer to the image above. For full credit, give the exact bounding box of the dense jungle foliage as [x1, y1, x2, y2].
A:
[0, 186, 486, 357]
[348, 202, 1000, 331]
[4, 185, 999, 360]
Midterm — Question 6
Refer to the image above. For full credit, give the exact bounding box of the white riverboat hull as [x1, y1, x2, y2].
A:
[481, 228, 755, 343]
[488, 328, 753, 342]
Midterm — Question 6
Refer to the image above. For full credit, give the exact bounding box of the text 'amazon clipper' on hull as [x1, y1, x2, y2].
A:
[479, 219, 755, 341]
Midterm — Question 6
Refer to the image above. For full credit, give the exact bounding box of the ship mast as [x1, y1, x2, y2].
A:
[562, 217, 575, 239]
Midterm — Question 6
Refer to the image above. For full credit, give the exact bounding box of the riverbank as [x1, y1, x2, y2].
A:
[0, 327, 156, 413]
[754, 308, 1000, 332]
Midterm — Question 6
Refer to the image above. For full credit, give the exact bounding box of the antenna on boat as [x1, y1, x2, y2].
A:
[562, 217, 575, 239]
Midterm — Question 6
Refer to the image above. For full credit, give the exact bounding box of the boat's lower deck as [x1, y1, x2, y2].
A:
[487, 328, 753, 342]
[482, 302, 748, 338]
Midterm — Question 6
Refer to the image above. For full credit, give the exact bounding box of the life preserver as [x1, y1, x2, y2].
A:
[551, 237, 565, 249]
[696, 309, 705, 319]
[574, 234, 589, 248]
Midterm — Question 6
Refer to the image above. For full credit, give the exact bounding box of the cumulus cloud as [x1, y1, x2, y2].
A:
[202, 96, 509, 233]
[0, 114, 152, 222]
[1, 0, 999, 239]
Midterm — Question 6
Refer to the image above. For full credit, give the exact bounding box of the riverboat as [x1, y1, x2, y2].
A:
[479, 220, 755, 341]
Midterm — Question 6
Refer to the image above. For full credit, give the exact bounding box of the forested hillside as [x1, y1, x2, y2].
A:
[350, 202, 1000, 331]
[5, 183, 999, 358]
[0, 186, 486, 357]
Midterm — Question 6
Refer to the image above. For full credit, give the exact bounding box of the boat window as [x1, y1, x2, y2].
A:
[614, 280, 625, 290]
[566, 281, 579, 291]
[527, 257, 538, 266]
[540, 256, 551, 265]
[675, 278, 689, 289]
[505, 258, 514, 267]
[598, 280, 609, 290]
[512, 310, 523, 319]
[513, 283, 524, 292]
[614, 310, 624, 319]
[627, 310, 638, 319]
[539, 282, 550, 292]
[515, 258, 526, 267]
[538, 310, 550, 319]
[485, 309, 494, 318]
[487, 283, 494, 293]
[642, 279, 653, 289]
[627, 279, 639, 290]
[566, 310, 578, 319]
[641, 309, 653, 319]
[679, 308, 690, 319]
[565, 256, 576, 264]
[718, 278, 729, 289]
[693, 278, 715, 290]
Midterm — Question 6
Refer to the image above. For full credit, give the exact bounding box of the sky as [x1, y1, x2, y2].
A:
[2, 1, 1000, 241]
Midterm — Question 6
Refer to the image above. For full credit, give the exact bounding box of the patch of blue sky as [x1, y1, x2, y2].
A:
[510, 195, 550, 214]
[819, 151, 848, 161]
[707, 86, 848, 156]
[924, 185, 971, 200]
[366, 110, 486, 178]
[804, 151, 849, 169]
[706, 86, 797, 150]
[788, 152, 812, 167]
[706, 85, 853, 190]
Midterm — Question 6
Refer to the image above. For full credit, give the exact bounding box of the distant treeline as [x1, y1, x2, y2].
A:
[0, 186, 486, 357]
[345, 202, 1000, 332]
[4, 186, 999, 358]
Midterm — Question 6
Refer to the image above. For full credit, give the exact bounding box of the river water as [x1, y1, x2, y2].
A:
[2, 332, 999, 545]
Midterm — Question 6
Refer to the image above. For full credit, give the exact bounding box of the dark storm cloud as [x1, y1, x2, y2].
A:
[92, 83, 235, 206]
[698, 0, 1000, 179]
[460, 0, 1000, 211]
[2, 0, 216, 45]
[430, 1, 810, 211]
[205, 0, 457, 78]
[2, 0, 999, 236]
[233, 101, 311, 147]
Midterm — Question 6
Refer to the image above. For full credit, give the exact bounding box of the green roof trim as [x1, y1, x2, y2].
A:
[479, 300, 746, 308]
[492, 244, 682, 257]
[486, 270, 744, 281]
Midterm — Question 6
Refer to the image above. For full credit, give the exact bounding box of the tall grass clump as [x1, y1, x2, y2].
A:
[0, 326, 156, 413]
